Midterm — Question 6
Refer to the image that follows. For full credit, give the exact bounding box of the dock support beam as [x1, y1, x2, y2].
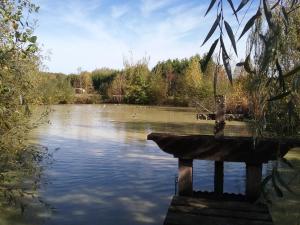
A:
[178, 158, 193, 196]
[246, 163, 262, 201]
[213, 95, 225, 195]
[214, 161, 224, 194]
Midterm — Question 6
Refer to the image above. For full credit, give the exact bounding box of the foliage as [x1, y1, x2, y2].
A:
[123, 58, 150, 104]
[36, 72, 74, 104]
[148, 65, 168, 105]
[152, 58, 190, 97]
[203, 0, 300, 200]
[67, 74, 81, 88]
[107, 73, 126, 103]
[80, 71, 93, 93]
[91, 68, 118, 99]
[0, 0, 50, 213]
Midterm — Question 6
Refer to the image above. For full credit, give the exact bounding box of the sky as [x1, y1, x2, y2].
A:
[34, 0, 255, 74]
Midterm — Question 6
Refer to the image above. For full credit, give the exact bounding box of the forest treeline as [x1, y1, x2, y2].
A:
[39, 55, 249, 113]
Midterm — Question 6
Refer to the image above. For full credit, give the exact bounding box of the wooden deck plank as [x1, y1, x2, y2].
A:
[164, 211, 273, 225]
[168, 205, 272, 221]
[164, 196, 273, 225]
[171, 196, 269, 213]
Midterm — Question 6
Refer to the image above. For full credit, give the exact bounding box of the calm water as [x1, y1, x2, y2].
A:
[2, 105, 256, 225]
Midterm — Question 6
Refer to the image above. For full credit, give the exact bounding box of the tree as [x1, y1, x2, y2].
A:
[202, 0, 300, 201]
[107, 73, 126, 103]
[123, 57, 150, 104]
[0, 0, 46, 213]
[91, 68, 118, 99]
[179, 57, 203, 103]
[36, 72, 74, 104]
[148, 65, 168, 104]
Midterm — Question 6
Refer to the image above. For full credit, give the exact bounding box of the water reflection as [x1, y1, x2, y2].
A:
[15, 105, 253, 224]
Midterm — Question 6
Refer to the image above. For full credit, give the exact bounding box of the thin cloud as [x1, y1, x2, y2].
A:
[36, 0, 246, 73]
[140, 0, 175, 15]
[111, 4, 129, 18]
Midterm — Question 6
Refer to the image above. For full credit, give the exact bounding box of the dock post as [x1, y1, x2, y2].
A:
[178, 158, 193, 196]
[246, 163, 262, 201]
[214, 95, 225, 194]
[214, 161, 224, 194]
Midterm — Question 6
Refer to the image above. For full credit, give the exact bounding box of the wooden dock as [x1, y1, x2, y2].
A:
[147, 133, 300, 225]
[147, 96, 300, 225]
[164, 196, 273, 225]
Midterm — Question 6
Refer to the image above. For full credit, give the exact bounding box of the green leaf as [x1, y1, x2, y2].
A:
[244, 55, 254, 74]
[26, 44, 37, 53]
[226, 0, 239, 22]
[222, 49, 233, 85]
[263, 0, 274, 29]
[261, 174, 273, 203]
[29, 36, 37, 43]
[276, 59, 285, 91]
[293, 75, 300, 92]
[272, 169, 283, 197]
[274, 169, 295, 194]
[259, 34, 267, 44]
[236, 0, 250, 13]
[284, 64, 300, 78]
[15, 31, 21, 39]
[202, 14, 221, 46]
[205, 0, 218, 16]
[281, 6, 289, 24]
[291, 0, 298, 8]
[271, 0, 280, 9]
[268, 91, 291, 101]
[262, 175, 272, 188]
[220, 36, 229, 59]
[239, 11, 261, 40]
[224, 21, 237, 56]
[201, 38, 219, 72]
[260, 35, 276, 72]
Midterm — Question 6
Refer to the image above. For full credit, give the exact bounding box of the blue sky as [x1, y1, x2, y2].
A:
[34, 0, 255, 74]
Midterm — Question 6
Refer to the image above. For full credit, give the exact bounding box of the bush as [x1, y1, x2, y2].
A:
[122, 58, 151, 104]
[36, 73, 74, 104]
[148, 67, 167, 104]
[91, 69, 118, 99]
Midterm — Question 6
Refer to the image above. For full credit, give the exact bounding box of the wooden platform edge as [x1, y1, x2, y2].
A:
[163, 196, 274, 225]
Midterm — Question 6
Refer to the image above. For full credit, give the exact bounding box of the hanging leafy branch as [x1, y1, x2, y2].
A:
[202, 0, 300, 201]
[0, 0, 39, 68]
[201, 0, 243, 91]
[202, 0, 300, 98]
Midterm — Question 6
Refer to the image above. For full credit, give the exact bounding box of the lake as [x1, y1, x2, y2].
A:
[1, 104, 269, 225]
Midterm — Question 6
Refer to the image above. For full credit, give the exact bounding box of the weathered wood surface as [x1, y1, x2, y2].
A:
[164, 196, 273, 225]
[246, 163, 262, 200]
[147, 133, 300, 163]
[178, 159, 193, 196]
[213, 96, 225, 194]
[214, 161, 224, 195]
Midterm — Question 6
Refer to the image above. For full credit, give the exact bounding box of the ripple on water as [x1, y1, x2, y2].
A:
[19, 105, 253, 225]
